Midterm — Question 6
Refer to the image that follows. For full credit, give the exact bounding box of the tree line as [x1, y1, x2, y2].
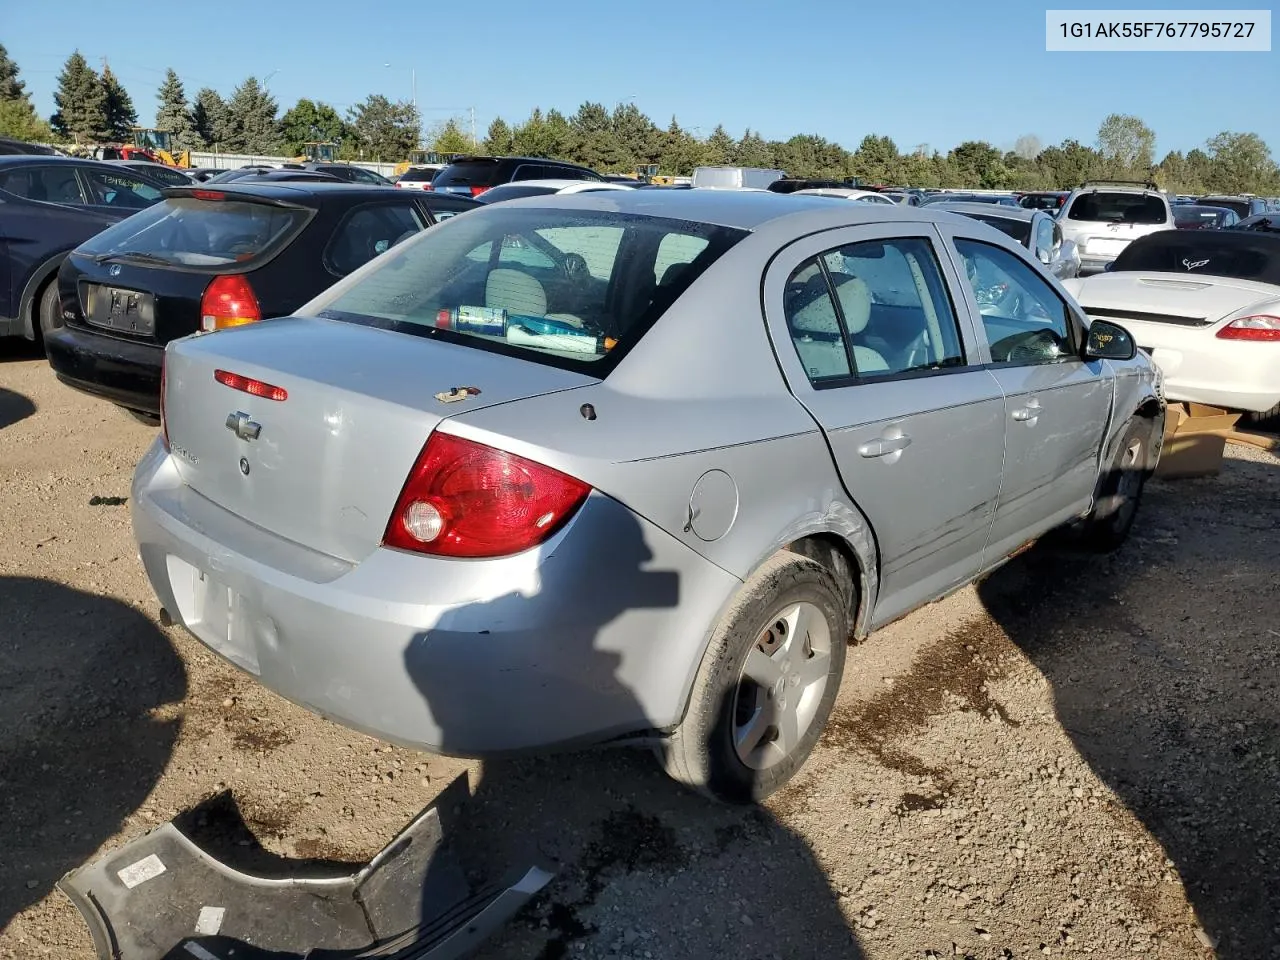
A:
[1, 45, 1277, 195]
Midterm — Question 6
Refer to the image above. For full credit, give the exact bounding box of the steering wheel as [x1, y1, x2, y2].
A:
[1007, 329, 1063, 364]
[560, 253, 591, 284]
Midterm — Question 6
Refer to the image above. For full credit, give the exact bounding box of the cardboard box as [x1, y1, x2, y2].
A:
[1155, 402, 1242, 479]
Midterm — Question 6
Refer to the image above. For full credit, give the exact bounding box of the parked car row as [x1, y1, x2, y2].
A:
[9, 138, 1279, 802]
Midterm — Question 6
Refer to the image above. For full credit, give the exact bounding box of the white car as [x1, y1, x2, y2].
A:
[1057, 181, 1176, 275]
[473, 178, 636, 203]
[1063, 229, 1280, 426]
[793, 188, 897, 204]
[393, 164, 444, 191]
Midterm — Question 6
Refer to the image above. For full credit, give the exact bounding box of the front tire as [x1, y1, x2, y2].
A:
[657, 551, 849, 804]
[1079, 419, 1151, 551]
[38, 280, 63, 346]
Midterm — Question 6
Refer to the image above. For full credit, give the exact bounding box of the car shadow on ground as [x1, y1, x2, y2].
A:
[0, 578, 186, 932]
[977, 459, 1280, 959]
[409, 508, 864, 959]
[0, 386, 35, 429]
[0, 339, 45, 362]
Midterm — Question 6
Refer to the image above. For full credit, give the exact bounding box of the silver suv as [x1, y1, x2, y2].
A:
[1057, 180, 1175, 274]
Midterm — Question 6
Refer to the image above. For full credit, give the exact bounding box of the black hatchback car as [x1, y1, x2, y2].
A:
[45, 182, 480, 419]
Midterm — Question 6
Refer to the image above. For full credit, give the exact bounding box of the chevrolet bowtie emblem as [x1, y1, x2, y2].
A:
[225, 411, 262, 441]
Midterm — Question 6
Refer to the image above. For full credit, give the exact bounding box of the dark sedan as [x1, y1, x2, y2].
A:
[1173, 204, 1240, 230]
[45, 182, 480, 419]
[0, 155, 165, 345]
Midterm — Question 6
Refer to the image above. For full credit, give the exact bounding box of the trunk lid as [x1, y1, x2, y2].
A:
[1072, 272, 1278, 328]
[162, 317, 597, 562]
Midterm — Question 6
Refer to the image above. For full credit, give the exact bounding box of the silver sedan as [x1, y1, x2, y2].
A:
[133, 192, 1164, 803]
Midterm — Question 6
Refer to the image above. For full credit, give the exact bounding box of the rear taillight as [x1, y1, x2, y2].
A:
[423, 183, 434, 191]
[394, 181, 402, 188]
[160, 353, 169, 450]
[201, 275, 261, 331]
[192, 189, 227, 201]
[214, 369, 288, 401]
[383, 433, 590, 558]
[1216, 315, 1280, 341]
[469, 185, 488, 197]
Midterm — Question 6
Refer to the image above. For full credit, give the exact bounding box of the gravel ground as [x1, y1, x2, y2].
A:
[2, 341, 1278, 960]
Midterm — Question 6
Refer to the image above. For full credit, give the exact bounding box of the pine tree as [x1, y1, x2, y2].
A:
[433, 118, 471, 154]
[191, 87, 231, 148]
[155, 68, 199, 150]
[483, 117, 513, 155]
[225, 77, 280, 153]
[50, 51, 109, 144]
[101, 64, 138, 141]
[0, 43, 30, 104]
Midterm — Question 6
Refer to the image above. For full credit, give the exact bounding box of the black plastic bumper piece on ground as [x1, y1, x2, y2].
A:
[57, 774, 552, 960]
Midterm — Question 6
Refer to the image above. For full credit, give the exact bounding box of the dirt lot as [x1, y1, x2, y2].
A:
[2, 341, 1278, 960]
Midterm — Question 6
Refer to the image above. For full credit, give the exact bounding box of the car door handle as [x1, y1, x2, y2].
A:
[858, 435, 913, 458]
[1011, 398, 1042, 422]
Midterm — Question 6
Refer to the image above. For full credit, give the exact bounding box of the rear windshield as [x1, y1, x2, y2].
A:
[398, 167, 439, 182]
[74, 196, 310, 270]
[477, 184, 559, 203]
[1067, 191, 1166, 224]
[312, 206, 748, 373]
[1020, 194, 1063, 210]
[1198, 198, 1250, 218]
[433, 160, 501, 188]
[1111, 231, 1280, 284]
[969, 214, 1031, 244]
[1174, 206, 1231, 227]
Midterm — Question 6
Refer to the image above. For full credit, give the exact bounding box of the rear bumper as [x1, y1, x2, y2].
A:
[131, 441, 740, 755]
[44, 324, 163, 414]
[1127, 326, 1280, 413]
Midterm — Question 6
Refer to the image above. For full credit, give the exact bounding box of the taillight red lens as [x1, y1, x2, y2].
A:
[383, 433, 590, 558]
[469, 185, 488, 197]
[1216, 315, 1280, 341]
[192, 189, 227, 201]
[201, 275, 261, 331]
[214, 369, 288, 401]
[160, 353, 170, 449]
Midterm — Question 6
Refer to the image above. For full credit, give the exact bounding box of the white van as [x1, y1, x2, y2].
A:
[691, 166, 786, 190]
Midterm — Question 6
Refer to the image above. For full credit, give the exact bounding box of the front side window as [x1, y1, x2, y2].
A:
[0, 164, 85, 204]
[313, 207, 746, 371]
[785, 237, 966, 383]
[954, 238, 1075, 365]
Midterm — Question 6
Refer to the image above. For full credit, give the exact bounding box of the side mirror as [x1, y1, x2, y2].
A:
[1084, 319, 1137, 361]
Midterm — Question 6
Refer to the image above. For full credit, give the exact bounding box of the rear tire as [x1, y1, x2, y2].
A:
[37, 280, 63, 346]
[1078, 419, 1150, 552]
[657, 551, 849, 804]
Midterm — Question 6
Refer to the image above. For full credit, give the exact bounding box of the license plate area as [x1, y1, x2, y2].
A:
[165, 555, 260, 674]
[1086, 237, 1128, 256]
[84, 283, 156, 336]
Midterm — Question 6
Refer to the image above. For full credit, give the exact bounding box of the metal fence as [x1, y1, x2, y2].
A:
[187, 151, 399, 176]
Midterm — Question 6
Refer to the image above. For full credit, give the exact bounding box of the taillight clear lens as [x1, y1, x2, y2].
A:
[1217, 315, 1280, 341]
[201, 275, 261, 331]
[383, 433, 590, 558]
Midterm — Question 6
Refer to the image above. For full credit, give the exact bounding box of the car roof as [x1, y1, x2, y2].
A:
[0, 154, 98, 167]
[930, 201, 1036, 221]
[490, 179, 632, 191]
[167, 182, 408, 206]
[490, 188, 993, 233]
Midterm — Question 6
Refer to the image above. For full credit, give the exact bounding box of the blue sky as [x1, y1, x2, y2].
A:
[5, 0, 1276, 156]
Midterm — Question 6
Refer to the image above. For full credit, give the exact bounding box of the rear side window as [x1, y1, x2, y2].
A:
[325, 203, 426, 276]
[970, 215, 1031, 245]
[434, 160, 500, 188]
[74, 196, 310, 269]
[1067, 192, 1166, 224]
[313, 207, 747, 372]
[786, 238, 965, 382]
[0, 164, 85, 204]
